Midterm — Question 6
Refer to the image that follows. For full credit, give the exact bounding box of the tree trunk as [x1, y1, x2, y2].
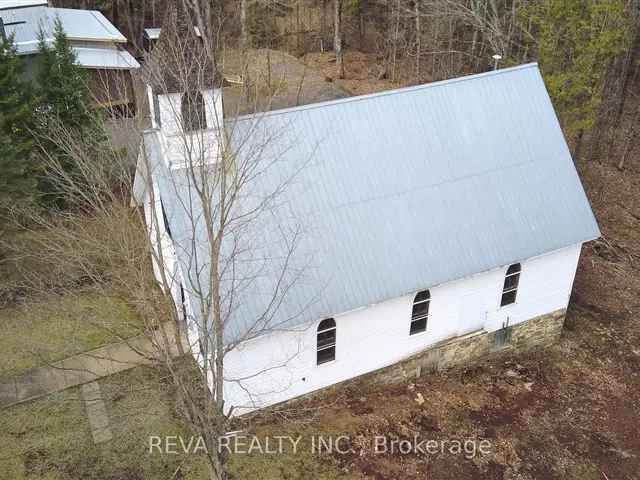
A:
[296, 0, 301, 52]
[573, 130, 584, 161]
[617, 102, 640, 171]
[607, 0, 640, 159]
[321, 0, 327, 51]
[447, 17, 454, 76]
[358, 0, 365, 46]
[470, 27, 478, 69]
[240, 0, 248, 50]
[391, 0, 400, 82]
[431, 9, 440, 78]
[334, 0, 344, 79]
[415, 0, 420, 82]
[111, 0, 118, 28]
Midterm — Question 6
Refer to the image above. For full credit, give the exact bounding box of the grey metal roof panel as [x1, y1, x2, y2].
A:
[74, 46, 139, 69]
[2, 6, 126, 54]
[152, 63, 600, 342]
[142, 26, 202, 40]
[0, 1, 47, 10]
[144, 28, 161, 40]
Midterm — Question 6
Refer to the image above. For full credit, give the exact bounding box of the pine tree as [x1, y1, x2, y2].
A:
[34, 17, 102, 208]
[528, 0, 629, 143]
[0, 33, 36, 214]
[35, 17, 92, 128]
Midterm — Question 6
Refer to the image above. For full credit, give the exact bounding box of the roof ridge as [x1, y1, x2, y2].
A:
[231, 62, 540, 121]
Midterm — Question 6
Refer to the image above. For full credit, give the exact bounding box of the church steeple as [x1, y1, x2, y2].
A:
[143, 1, 224, 136]
[145, 1, 221, 95]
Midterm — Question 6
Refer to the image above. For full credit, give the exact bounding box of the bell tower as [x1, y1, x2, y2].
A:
[143, 3, 224, 167]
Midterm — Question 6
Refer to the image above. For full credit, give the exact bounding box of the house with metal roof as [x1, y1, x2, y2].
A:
[133, 61, 600, 414]
[0, 1, 139, 112]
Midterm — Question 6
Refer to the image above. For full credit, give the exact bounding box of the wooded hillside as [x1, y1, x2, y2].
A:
[53, 0, 640, 165]
[1, 2, 640, 479]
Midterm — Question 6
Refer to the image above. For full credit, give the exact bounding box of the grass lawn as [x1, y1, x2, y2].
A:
[0, 365, 357, 480]
[0, 366, 208, 479]
[0, 229, 353, 478]
[0, 157, 637, 478]
[0, 291, 142, 378]
[2, 304, 637, 480]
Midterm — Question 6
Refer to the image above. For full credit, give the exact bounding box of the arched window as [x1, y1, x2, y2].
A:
[501, 263, 521, 306]
[317, 318, 336, 365]
[410, 290, 430, 335]
[181, 91, 206, 132]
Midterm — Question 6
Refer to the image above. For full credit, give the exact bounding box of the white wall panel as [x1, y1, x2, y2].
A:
[222, 243, 583, 414]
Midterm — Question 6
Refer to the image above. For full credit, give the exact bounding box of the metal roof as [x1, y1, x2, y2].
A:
[0, 1, 48, 10]
[143, 26, 201, 40]
[74, 47, 139, 69]
[144, 27, 161, 40]
[147, 63, 600, 342]
[2, 6, 126, 54]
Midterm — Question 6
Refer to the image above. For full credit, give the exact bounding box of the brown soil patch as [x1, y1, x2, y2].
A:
[252, 69, 640, 479]
[303, 51, 410, 96]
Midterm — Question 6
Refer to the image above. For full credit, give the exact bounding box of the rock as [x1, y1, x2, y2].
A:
[524, 382, 534, 391]
[608, 447, 634, 459]
[415, 393, 425, 405]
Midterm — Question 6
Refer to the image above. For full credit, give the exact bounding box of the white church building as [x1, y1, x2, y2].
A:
[133, 60, 600, 414]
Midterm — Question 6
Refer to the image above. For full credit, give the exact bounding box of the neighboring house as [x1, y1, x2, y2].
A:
[0, 0, 139, 114]
[142, 27, 161, 53]
[132, 61, 600, 414]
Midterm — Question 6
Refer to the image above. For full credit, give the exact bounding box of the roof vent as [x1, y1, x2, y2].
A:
[492, 54, 503, 70]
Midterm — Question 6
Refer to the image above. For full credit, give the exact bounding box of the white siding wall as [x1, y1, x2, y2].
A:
[143, 185, 202, 354]
[148, 88, 224, 169]
[143, 86, 225, 357]
[223, 243, 583, 414]
[155, 89, 223, 135]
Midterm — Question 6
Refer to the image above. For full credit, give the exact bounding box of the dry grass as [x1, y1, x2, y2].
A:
[1, 48, 639, 480]
[0, 366, 210, 480]
[0, 291, 142, 378]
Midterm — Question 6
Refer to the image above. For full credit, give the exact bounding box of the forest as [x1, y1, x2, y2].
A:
[52, 0, 640, 163]
[1, 1, 640, 479]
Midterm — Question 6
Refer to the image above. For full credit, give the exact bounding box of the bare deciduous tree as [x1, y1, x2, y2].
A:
[334, 0, 344, 78]
[136, 6, 314, 478]
[240, 0, 249, 50]
[8, 3, 313, 479]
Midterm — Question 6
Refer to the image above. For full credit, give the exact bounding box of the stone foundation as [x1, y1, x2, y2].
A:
[268, 309, 566, 412]
[374, 308, 566, 384]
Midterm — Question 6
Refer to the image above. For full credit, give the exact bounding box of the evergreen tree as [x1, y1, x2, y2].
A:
[527, 0, 629, 140]
[35, 17, 93, 128]
[0, 33, 36, 214]
[34, 17, 102, 208]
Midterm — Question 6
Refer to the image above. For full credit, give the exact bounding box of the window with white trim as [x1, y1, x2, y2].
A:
[410, 290, 430, 335]
[501, 263, 521, 306]
[316, 318, 336, 365]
